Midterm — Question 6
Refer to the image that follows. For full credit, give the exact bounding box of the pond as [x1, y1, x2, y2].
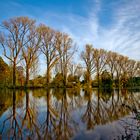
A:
[0, 88, 140, 140]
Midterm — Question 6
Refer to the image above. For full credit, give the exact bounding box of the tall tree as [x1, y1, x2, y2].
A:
[120, 56, 129, 87]
[127, 60, 139, 87]
[37, 25, 58, 86]
[55, 32, 75, 86]
[93, 48, 107, 87]
[81, 44, 95, 85]
[114, 54, 124, 87]
[0, 56, 10, 86]
[106, 51, 117, 80]
[0, 17, 35, 87]
[22, 26, 40, 87]
[136, 61, 140, 76]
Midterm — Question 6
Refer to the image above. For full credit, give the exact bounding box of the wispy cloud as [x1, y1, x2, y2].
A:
[46, 0, 140, 60]
[32, 0, 140, 75]
[88, 0, 140, 60]
[0, 0, 140, 75]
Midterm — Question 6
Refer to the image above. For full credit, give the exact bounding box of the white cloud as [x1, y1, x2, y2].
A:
[46, 0, 140, 60]
[92, 0, 140, 60]
[1, 0, 140, 76]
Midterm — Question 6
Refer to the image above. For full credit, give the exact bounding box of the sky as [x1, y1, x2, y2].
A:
[0, 0, 140, 75]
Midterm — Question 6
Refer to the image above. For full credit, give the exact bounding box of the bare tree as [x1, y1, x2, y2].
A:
[120, 56, 130, 87]
[55, 32, 76, 86]
[37, 24, 58, 86]
[93, 48, 107, 87]
[136, 61, 140, 76]
[22, 26, 40, 87]
[81, 44, 95, 86]
[106, 51, 117, 80]
[0, 17, 35, 87]
[127, 60, 139, 87]
[114, 54, 124, 87]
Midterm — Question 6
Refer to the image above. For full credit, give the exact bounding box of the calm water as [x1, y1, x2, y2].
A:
[0, 88, 140, 140]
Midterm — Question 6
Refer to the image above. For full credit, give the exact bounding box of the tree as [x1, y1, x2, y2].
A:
[0, 57, 10, 87]
[126, 60, 139, 87]
[22, 26, 40, 87]
[0, 17, 35, 87]
[16, 66, 25, 86]
[55, 32, 76, 86]
[81, 45, 95, 86]
[52, 73, 64, 87]
[116, 56, 128, 87]
[101, 70, 113, 88]
[37, 25, 59, 86]
[106, 51, 117, 81]
[114, 54, 124, 87]
[93, 48, 107, 87]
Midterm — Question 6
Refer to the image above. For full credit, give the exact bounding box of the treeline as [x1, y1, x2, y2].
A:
[0, 16, 140, 88]
[81, 45, 140, 88]
[0, 17, 76, 88]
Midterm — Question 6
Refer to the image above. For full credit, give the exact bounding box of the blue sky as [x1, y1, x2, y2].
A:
[0, 0, 140, 74]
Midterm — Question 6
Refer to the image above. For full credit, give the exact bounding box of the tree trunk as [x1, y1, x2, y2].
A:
[97, 72, 100, 88]
[25, 66, 29, 87]
[111, 72, 114, 87]
[111, 72, 114, 81]
[117, 73, 120, 89]
[13, 61, 16, 88]
[87, 70, 91, 87]
[63, 74, 67, 86]
[46, 68, 50, 87]
[63, 64, 67, 86]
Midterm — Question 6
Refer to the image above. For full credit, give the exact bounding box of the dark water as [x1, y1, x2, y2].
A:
[0, 88, 140, 140]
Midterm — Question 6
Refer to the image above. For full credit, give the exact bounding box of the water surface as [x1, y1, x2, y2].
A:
[0, 88, 140, 139]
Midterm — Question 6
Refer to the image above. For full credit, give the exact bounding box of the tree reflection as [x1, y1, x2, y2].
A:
[41, 89, 58, 139]
[117, 91, 140, 139]
[81, 88, 135, 131]
[0, 90, 23, 139]
[54, 88, 78, 140]
[21, 90, 40, 139]
[0, 88, 140, 139]
[97, 89, 129, 124]
[82, 88, 95, 130]
[67, 88, 82, 110]
[0, 89, 13, 116]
